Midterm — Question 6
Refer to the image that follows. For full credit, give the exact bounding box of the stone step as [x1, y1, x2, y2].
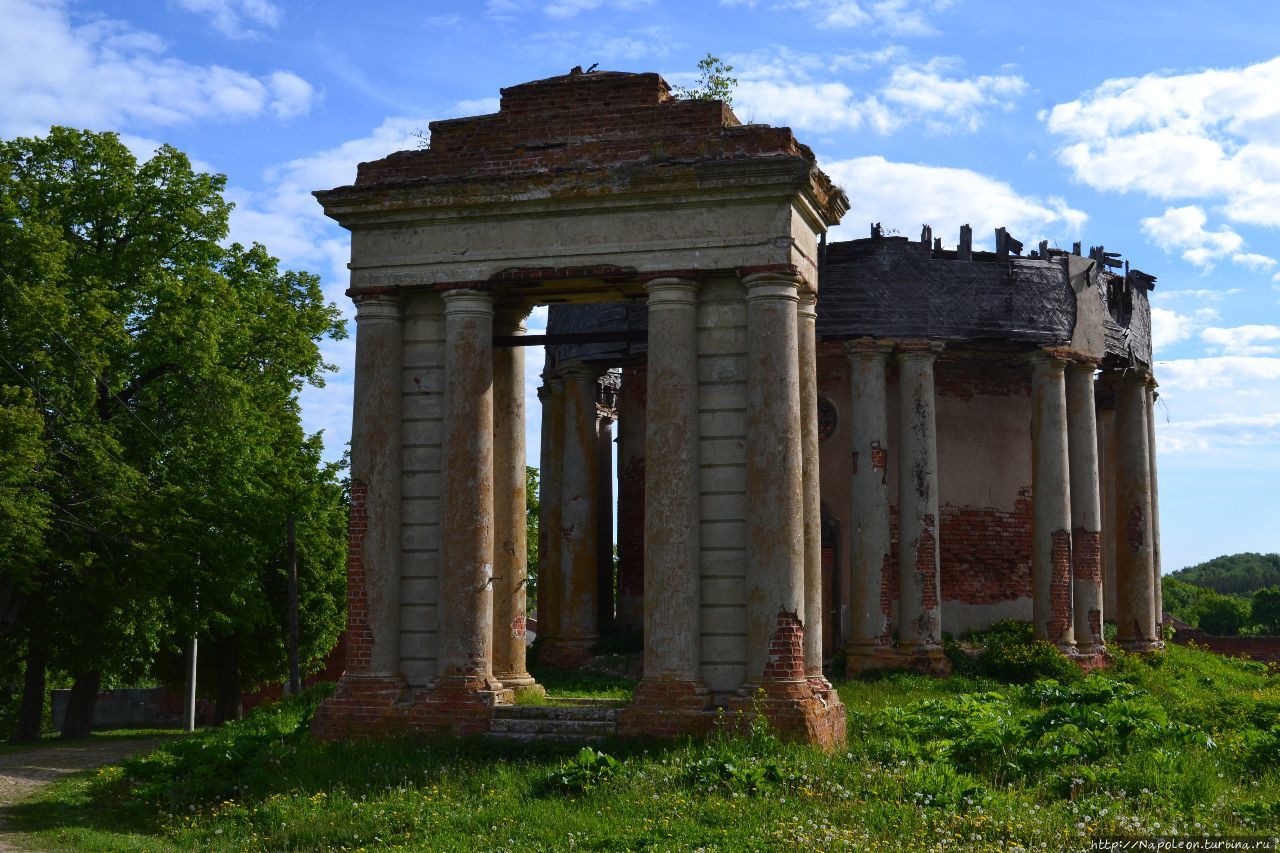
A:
[494, 704, 621, 722]
[485, 731, 607, 744]
[488, 716, 617, 737]
[548, 696, 628, 708]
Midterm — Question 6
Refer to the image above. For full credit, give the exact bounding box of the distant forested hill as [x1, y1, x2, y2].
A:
[1168, 553, 1280, 595]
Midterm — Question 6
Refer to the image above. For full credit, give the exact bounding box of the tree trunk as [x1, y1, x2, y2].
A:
[60, 670, 101, 739]
[213, 634, 242, 724]
[11, 640, 47, 742]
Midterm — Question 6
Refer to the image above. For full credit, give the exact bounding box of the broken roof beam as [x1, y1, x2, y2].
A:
[958, 224, 972, 261]
[995, 227, 1023, 259]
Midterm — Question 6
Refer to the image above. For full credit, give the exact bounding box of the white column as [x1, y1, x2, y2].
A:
[1147, 378, 1164, 638]
[1112, 370, 1161, 652]
[349, 292, 403, 676]
[536, 376, 565, 644]
[437, 288, 500, 691]
[1067, 362, 1106, 653]
[797, 290, 824, 679]
[743, 272, 806, 684]
[640, 279, 702, 682]
[548, 365, 601, 665]
[492, 307, 535, 690]
[896, 343, 947, 670]
[1030, 352, 1076, 651]
[844, 340, 895, 672]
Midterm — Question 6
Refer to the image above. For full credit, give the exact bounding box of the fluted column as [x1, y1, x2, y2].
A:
[844, 340, 896, 674]
[1146, 378, 1164, 638]
[797, 290, 825, 680]
[1112, 370, 1161, 652]
[1067, 362, 1106, 654]
[437, 288, 501, 693]
[896, 342, 948, 672]
[639, 279, 702, 682]
[347, 292, 403, 677]
[1030, 352, 1075, 651]
[537, 377, 565, 644]
[743, 272, 807, 685]
[545, 364, 601, 666]
[492, 307, 537, 691]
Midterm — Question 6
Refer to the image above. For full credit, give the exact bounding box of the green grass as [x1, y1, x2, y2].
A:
[6, 640, 1279, 852]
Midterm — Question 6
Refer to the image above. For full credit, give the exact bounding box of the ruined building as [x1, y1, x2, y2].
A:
[310, 69, 1162, 747]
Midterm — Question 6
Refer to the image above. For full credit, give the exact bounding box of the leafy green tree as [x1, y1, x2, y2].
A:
[1168, 552, 1280, 595]
[526, 465, 539, 610]
[1198, 595, 1251, 637]
[1251, 586, 1280, 635]
[675, 54, 738, 106]
[0, 127, 345, 737]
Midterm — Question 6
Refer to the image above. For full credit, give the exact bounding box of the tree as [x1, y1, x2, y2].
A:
[526, 465, 539, 610]
[675, 54, 738, 106]
[0, 127, 346, 737]
[1168, 552, 1280, 595]
[1252, 586, 1280, 635]
[1198, 596, 1251, 637]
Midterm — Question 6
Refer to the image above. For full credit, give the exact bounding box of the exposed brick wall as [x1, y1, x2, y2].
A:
[344, 480, 371, 673]
[764, 611, 806, 681]
[351, 72, 840, 217]
[938, 487, 1034, 604]
[1073, 528, 1104, 645]
[1049, 528, 1073, 643]
[1172, 635, 1280, 665]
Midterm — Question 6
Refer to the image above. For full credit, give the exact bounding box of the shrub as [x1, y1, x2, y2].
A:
[980, 636, 1082, 684]
[544, 747, 620, 795]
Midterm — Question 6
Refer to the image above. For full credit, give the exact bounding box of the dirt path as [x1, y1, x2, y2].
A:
[0, 736, 165, 851]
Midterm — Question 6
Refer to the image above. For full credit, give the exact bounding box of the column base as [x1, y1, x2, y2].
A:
[1073, 648, 1113, 672]
[896, 644, 952, 677]
[538, 637, 597, 668]
[844, 644, 907, 677]
[406, 675, 510, 737]
[617, 677, 711, 739]
[496, 672, 546, 701]
[1118, 639, 1165, 654]
[310, 673, 410, 740]
[728, 679, 847, 750]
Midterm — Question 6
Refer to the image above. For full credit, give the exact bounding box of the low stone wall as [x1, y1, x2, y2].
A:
[1171, 630, 1280, 665]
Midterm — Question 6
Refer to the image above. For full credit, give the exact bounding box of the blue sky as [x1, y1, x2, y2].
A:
[5, 0, 1280, 571]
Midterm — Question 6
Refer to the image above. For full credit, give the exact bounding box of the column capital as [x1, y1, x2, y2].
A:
[1066, 359, 1098, 377]
[742, 270, 801, 302]
[645, 277, 699, 304]
[559, 362, 603, 382]
[843, 338, 894, 362]
[493, 300, 531, 333]
[1028, 349, 1069, 374]
[895, 340, 944, 362]
[353, 292, 403, 322]
[1108, 367, 1154, 388]
[797, 289, 818, 318]
[441, 288, 495, 317]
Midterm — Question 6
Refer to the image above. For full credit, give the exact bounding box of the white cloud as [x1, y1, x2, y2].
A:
[878, 57, 1026, 133]
[0, 0, 316, 137]
[820, 155, 1087, 247]
[747, 0, 954, 36]
[731, 52, 1024, 135]
[543, 0, 654, 17]
[527, 25, 675, 62]
[1155, 354, 1280, 464]
[1139, 206, 1277, 272]
[1232, 252, 1278, 272]
[1201, 325, 1280, 356]
[1152, 287, 1241, 303]
[1140, 206, 1242, 269]
[1150, 306, 1218, 354]
[170, 0, 282, 38]
[1045, 56, 1280, 227]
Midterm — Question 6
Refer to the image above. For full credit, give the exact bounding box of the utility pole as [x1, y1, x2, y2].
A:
[286, 511, 301, 695]
[184, 635, 198, 733]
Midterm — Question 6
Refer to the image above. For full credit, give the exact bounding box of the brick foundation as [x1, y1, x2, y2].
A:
[310, 673, 410, 739]
[616, 678, 712, 739]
